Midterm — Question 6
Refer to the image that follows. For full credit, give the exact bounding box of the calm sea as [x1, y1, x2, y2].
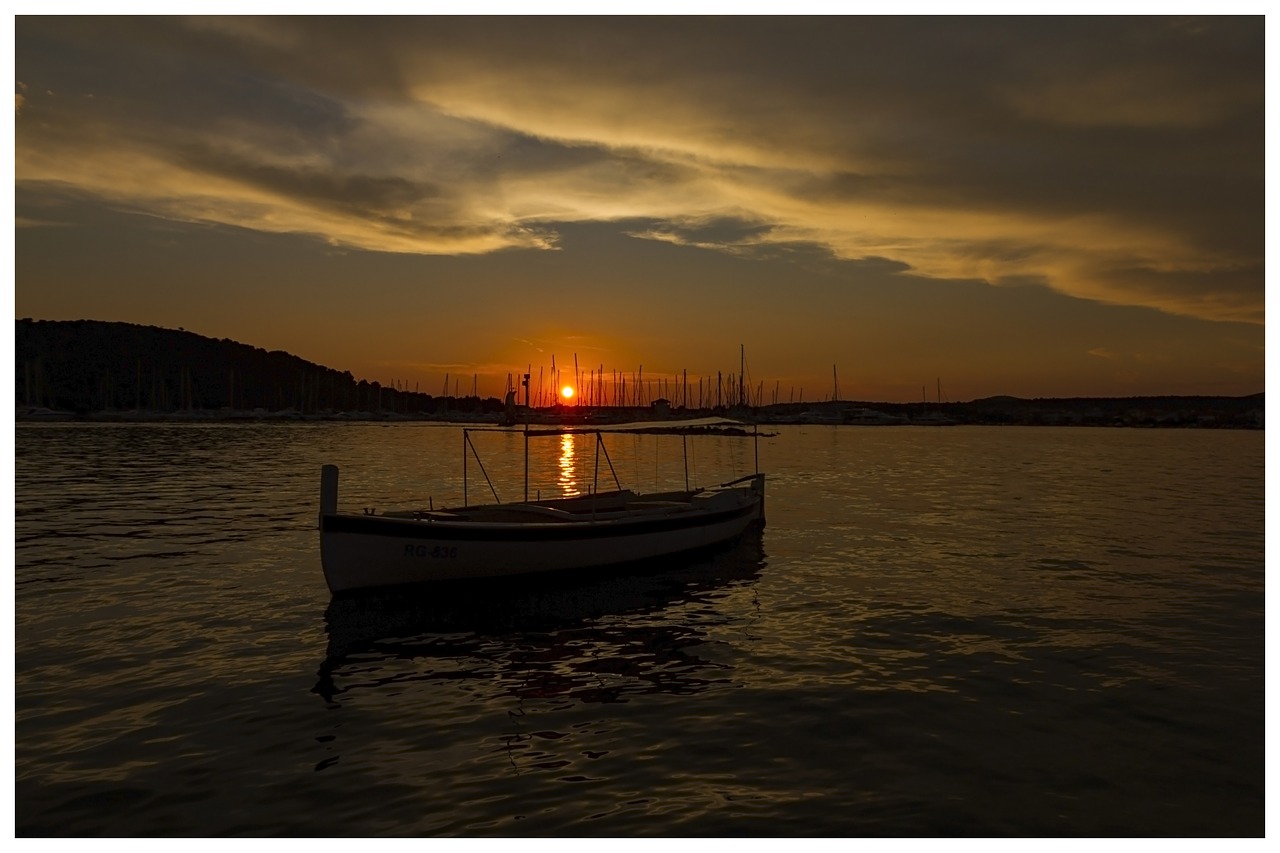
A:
[14, 422, 1265, 836]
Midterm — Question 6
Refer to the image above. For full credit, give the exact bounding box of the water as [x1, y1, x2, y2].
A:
[14, 423, 1265, 836]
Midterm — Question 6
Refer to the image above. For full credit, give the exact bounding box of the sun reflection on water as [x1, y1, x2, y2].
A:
[558, 433, 577, 496]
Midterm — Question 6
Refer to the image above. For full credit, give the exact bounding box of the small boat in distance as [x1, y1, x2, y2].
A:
[318, 421, 766, 594]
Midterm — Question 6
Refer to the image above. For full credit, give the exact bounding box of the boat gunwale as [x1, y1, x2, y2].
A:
[321, 491, 762, 542]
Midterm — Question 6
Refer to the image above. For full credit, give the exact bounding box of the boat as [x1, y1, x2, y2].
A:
[845, 407, 907, 425]
[909, 411, 956, 426]
[796, 409, 844, 424]
[317, 420, 766, 594]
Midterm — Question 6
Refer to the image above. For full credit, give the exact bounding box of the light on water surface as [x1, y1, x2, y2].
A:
[14, 422, 1265, 836]
[558, 433, 577, 497]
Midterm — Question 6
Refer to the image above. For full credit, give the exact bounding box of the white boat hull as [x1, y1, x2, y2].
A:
[319, 471, 765, 593]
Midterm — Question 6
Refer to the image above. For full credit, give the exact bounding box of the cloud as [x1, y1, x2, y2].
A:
[1000, 66, 1261, 130]
[14, 16, 1263, 323]
[15, 216, 69, 228]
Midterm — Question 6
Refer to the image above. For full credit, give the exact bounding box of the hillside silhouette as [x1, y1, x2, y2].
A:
[15, 318, 497, 417]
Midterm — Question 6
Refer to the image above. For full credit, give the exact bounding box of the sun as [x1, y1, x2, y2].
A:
[560, 385, 575, 400]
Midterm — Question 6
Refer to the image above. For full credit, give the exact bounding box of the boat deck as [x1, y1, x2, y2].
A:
[380, 488, 707, 524]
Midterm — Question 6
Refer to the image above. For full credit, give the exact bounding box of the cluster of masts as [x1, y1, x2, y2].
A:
[424, 347, 949, 409]
[504, 346, 766, 409]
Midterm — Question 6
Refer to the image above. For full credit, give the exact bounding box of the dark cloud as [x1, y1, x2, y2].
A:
[170, 142, 439, 219]
[14, 15, 1263, 322]
[1089, 262, 1266, 325]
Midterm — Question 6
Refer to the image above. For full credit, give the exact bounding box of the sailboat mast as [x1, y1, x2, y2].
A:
[739, 344, 745, 408]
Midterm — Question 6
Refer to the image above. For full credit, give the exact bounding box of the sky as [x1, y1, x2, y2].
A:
[11, 14, 1267, 403]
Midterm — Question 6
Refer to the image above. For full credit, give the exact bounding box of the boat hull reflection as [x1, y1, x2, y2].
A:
[314, 529, 766, 706]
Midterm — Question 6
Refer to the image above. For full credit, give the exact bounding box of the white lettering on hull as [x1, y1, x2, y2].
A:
[403, 545, 459, 558]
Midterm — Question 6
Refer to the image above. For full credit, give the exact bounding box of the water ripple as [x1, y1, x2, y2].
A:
[15, 424, 1264, 836]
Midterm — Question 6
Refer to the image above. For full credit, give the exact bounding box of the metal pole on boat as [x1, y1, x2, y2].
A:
[593, 432, 601, 517]
[463, 430, 502, 504]
[596, 431, 622, 491]
[683, 434, 689, 491]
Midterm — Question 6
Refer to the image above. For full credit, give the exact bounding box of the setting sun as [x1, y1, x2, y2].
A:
[560, 386, 575, 400]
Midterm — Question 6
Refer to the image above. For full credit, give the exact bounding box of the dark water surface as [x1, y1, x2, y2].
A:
[14, 423, 1265, 836]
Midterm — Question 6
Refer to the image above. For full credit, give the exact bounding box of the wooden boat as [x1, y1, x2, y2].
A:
[318, 422, 766, 593]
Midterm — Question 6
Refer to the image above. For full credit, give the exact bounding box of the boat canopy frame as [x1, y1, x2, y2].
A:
[460, 417, 759, 508]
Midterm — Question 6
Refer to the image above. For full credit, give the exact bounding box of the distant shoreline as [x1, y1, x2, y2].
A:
[16, 320, 1264, 430]
[14, 394, 1265, 430]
